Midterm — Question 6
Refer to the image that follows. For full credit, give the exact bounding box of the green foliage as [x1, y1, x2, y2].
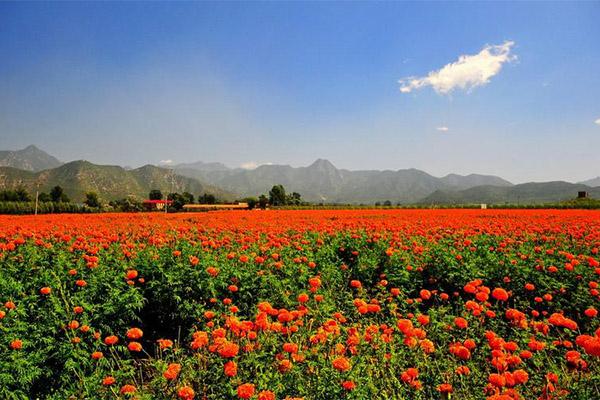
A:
[269, 184, 286, 206]
[108, 196, 144, 212]
[0, 201, 88, 214]
[198, 193, 216, 204]
[240, 197, 258, 210]
[149, 189, 163, 200]
[1, 215, 599, 398]
[0, 187, 32, 202]
[84, 192, 101, 208]
[50, 186, 70, 203]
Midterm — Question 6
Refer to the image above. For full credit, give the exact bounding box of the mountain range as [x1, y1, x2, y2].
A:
[0, 145, 62, 171]
[0, 145, 598, 204]
[0, 159, 231, 202]
[172, 159, 513, 204]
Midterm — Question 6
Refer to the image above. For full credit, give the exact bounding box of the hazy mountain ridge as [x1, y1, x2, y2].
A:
[1, 146, 598, 204]
[0, 145, 63, 172]
[579, 177, 600, 187]
[421, 181, 600, 204]
[174, 158, 514, 203]
[0, 160, 232, 202]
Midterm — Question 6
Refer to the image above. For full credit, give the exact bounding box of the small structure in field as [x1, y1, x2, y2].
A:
[183, 202, 249, 211]
[578, 191, 588, 199]
[480, 203, 487, 209]
[142, 199, 173, 211]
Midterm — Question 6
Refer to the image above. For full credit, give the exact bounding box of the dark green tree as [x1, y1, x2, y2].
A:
[15, 186, 32, 202]
[286, 192, 302, 206]
[84, 192, 101, 208]
[181, 192, 194, 205]
[50, 186, 69, 203]
[167, 192, 186, 211]
[149, 189, 163, 200]
[258, 194, 269, 209]
[38, 192, 52, 202]
[240, 197, 258, 210]
[269, 184, 287, 206]
[198, 193, 216, 204]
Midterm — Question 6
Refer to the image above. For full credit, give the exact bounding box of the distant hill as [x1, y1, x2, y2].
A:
[0, 161, 232, 202]
[173, 158, 513, 204]
[579, 177, 600, 187]
[0, 145, 62, 172]
[420, 181, 600, 204]
[3, 146, 594, 205]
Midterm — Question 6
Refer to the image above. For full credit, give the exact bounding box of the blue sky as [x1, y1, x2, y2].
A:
[1, 1, 599, 183]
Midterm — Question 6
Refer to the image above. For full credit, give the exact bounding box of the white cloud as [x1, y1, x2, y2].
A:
[399, 41, 516, 94]
[159, 159, 173, 165]
[240, 161, 273, 170]
[595, 118, 600, 126]
[436, 126, 449, 132]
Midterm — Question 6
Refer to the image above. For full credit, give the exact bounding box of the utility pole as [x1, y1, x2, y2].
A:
[165, 169, 173, 214]
[34, 182, 40, 215]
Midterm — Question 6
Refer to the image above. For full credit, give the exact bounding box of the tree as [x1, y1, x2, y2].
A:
[149, 189, 163, 200]
[15, 187, 32, 202]
[38, 192, 51, 202]
[383, 200, 392, 206]
[269, 185, 287, 206]
[198, 193, 216, 204]
[84, 192, 101, 208]
[258, 194, 269, 209]
[167, 192, 186, 211]
[286, 192, 302, 206]
[50, 186, 69, 203]
[181, 192, 194, 205]
[109, 196, 143, 212]
[240, 197, 258, 210]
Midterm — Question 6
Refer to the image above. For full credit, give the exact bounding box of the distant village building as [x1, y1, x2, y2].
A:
[578, 191, 589, 199]
[480, 203, 487, 209]
[183, 202, 249, 211]
[142, 199, 173, 211]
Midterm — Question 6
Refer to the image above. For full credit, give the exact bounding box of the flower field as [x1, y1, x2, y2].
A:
[1, 210, 599, 400]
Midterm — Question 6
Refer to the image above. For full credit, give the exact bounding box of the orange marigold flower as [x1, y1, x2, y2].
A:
[104, 335, 119, 345]
[283, 342, 299, 354]
[218, 341, 240, 358]
[10, 339, 22, 350]
[128, 341, 142, 352]
[158, 339, 174, 349]
[120, 384, 136, 395]
[437, 383, 453, 393]
[237, 383, 255, 399]
[224, 360, 238, 377]
[454, 317, 468, 329]
[342, 380, 356, 390]
[584, 307, 598, 318]
[164, 363, 181, 380]
[40, 287, 51, 295]
[297, 293, 309, 303]
[102, 376, 115, 386]
[125, 270, 138, 280]
[126, 327, 143, 340]
[258, 390, 276, 400]
[492, 288, 509, 302]
[332, 356, 351, 372]
[178, 386, 195, 400]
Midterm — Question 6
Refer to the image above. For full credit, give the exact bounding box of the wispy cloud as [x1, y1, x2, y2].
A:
[436, 126, 449, 132]
[159, 159, 173, 165]
[595, 118, 600, 126]
[399, 41, 516, 94]
[240, 161, 272, 170]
